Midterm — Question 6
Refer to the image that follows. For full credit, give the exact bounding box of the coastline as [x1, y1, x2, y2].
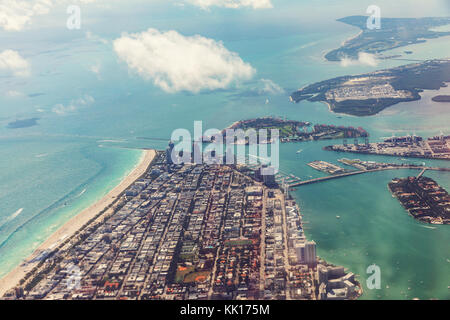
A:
[342, 29, 362, 47]
[319, 101, 372, 118]
[321, 29, 363, 62]
[0, 149, 156, 297]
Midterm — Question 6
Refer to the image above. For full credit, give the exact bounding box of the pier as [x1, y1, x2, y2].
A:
[417, 168, 427, 179]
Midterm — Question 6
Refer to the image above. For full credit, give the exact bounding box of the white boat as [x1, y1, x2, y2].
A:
[296, 149, 303, 154]
[336, 215, 341, 219]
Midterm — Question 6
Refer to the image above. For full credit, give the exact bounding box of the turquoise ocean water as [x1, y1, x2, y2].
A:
[0, 0, 449, 299]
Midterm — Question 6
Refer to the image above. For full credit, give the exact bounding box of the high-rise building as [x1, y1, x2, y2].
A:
[192, 140, 202, 164]
[261, 165, 277, 187]
[225, 146, 235, 167]
[166, 140, 175, 164]
[318, 265, 328, 284]
[295, 240, 317, 267]
[304, 240, 317, 266]
[294, 242, 305, 264]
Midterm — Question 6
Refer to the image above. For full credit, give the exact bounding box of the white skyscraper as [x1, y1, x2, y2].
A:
[295, 240, 317, 266]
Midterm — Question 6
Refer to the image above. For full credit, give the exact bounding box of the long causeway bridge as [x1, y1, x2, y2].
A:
[288, 166, 450, 188]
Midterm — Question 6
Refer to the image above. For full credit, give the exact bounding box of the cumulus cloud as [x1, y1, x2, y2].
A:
[0, 50, 31, 77]
[187, 0, 273, 9]
[258, 78, 284, 95]
[0, 0, 53, 31]
[52, 94, 94, 115]
[113, 28, 256, 93]
[340, 52, 378, 67]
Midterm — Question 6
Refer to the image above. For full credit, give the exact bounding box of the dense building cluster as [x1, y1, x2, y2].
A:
[389, 176, 450, 225]
[4, 150, 361, 300]
[325, 83, 413, 102]
[326, 135, 450, 160]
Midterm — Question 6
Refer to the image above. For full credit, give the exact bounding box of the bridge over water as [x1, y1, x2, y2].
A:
[288, 166, 450, 188]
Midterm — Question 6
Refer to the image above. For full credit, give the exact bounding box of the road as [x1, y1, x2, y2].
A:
[259, 188, 267, 295]
[277, 191, 291, 300]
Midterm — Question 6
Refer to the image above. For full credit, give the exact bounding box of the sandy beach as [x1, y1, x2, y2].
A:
[0, 149, 156, 297]
[321, 29, 363, 62]
[341, 29, 362, 47]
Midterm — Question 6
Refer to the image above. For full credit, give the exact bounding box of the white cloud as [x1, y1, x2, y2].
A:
[258, 78, 284, 95]
[340, 52, 378, 67]
[0, 0, 53, 31]
[0, 0, 103, 31]
[52, 94, 94, 115]
[89, 62, 102, 79]
[187, 0, 273, 9]
[90, 64, 100, 74]
[0, 0, 273, 32]
[0, 50, 31, 77]
[113, 28, 256, 93]
[5, 90, 24, 97]
[86, 31, 109, 44]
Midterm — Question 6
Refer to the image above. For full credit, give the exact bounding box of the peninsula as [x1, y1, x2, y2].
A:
[291, 59, 450, 116]
[325, 16, 450, 61]
[2, 149, 361, 300]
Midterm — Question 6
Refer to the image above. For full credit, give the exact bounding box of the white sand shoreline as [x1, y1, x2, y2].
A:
[0, 149, 156, 297]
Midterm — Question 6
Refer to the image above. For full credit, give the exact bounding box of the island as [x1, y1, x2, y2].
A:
[388, 176, 450, 225]
[221, 117, 368, 143]
[290, 59, 450, 116]
[223, 117, 310, 142]
[432, 95, 450, 102]
[324, 135, 450, 161]
[6, 118, 39, 129]
[325, 16, 450, 61]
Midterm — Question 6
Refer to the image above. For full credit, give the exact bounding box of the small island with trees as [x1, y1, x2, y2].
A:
[432, 95, 450, 102]
[222, 117, 368, 143]
[6, 118, 40, 129]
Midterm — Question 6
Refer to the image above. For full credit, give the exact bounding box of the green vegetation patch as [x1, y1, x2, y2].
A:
[175, 266, 195, 283]
[224, 239, 253, 247]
